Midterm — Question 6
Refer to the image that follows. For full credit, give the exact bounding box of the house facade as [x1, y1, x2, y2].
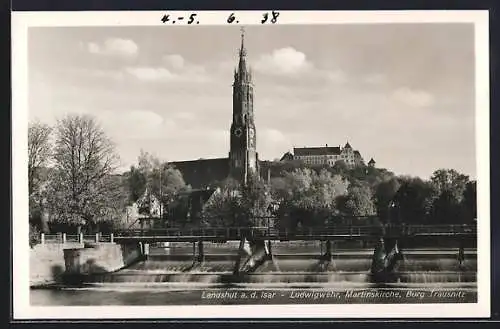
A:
[291, 142, 366, 167]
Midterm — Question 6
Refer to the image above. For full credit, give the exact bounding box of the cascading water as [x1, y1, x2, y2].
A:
[81, 241, 477, 289]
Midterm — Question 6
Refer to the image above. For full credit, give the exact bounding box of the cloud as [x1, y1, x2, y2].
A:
[174, 112, 196, 121]
[125, 67, 175, 81]
[391, 87, 435, 108]
[98, 110, 169, 140]
[363, 73, 387, 85]
[254, 47, 313, 76]
[68, 68, 126, 81]
[253, 48, 347, 85]
[326, 70, 347, 84]
[125, 57, 209, 83]
[163, 54, 185, 70]
[255, 128, 295, 161]
[87, 42, 100, 54]
[260, 128, 289, 144]
[87, 38, 138, 57]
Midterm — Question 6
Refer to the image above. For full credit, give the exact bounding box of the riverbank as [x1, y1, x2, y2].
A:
[30, 242, 142, 287]
[30, 242, 83, 287]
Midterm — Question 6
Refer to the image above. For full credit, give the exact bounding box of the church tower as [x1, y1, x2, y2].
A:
[229, 28, 258, 184]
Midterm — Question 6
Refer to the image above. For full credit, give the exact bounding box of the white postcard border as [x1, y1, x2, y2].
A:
[11, 10, 491, 319]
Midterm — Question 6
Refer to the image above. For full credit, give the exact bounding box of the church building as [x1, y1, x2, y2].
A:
[169, 30, 259, 189]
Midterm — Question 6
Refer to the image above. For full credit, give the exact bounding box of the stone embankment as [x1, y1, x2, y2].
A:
[30, 242, 142, 287]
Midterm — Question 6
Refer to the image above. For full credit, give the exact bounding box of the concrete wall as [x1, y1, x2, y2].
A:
[30, 242, 83, 287]
[63, 243, 142, 275]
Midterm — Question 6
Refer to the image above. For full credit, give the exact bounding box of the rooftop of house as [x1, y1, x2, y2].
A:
[280, 151, 294, 161]
[169, 157, 230, 189]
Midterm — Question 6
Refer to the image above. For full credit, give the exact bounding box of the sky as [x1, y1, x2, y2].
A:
[28, 24, 476, 179]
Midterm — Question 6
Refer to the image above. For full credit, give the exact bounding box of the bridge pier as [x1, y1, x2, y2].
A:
[140, 242, 150, 258]
[323, 240, 333, 259]
[197, 240, 205, 263]
[458, 240, 465, 269]
[190, 241, 205, 264]
[233, 238, 246, 275]
[265, 240, 273, 259]
[318, 240, 336, 271]
[370, 237, 403, 283]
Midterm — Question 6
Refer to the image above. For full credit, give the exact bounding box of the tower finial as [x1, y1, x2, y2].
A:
[239, 27, 246, 57]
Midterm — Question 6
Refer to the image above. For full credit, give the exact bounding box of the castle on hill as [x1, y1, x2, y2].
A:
[280, 143, 375, 168]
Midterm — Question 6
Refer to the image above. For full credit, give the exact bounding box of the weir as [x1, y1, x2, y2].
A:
[47, 223, 477, 287]
[72, 242, 477, 287]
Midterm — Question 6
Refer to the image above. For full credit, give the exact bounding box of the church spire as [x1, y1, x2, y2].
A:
[237, 27, 250, 82]
[229, 28, 258, 184]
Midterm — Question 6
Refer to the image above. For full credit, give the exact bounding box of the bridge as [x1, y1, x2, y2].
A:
[111, 224, 477, 243]
[40, 223, 476, 274]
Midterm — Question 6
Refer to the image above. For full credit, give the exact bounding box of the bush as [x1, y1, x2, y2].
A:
[29, 223, 41, 248]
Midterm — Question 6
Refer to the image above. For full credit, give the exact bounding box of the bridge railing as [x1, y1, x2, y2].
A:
[38, 232, 116, 244]
[403, 224, 477, 235]
[112, 223, 477, 239]
[42, 233, 64, 244]
[40, 223, 477, 243]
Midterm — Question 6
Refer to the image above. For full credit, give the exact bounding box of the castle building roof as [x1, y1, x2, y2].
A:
[293, 146, 341, 156]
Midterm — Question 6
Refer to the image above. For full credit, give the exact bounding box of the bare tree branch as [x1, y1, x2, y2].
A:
[28, 121, 52, 195]
[48, 114, 121, 227]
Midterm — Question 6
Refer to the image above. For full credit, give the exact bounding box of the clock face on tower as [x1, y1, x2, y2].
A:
[248, 127, 255, 147]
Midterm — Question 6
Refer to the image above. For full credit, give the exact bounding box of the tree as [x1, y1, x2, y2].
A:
[339, 182, 376, 217]
[46, 114, 119, 230]
[78, 174, 131, 232]
[28, 121, 52, 195]
[133, 150, 160, 216]
[28, 121, 53, 232]
[271, 168, 348, 229]
[126, 166, 147, 203]
[428, 169, 471, 224]
[429, 189, 463, 224]
[393, 177, 436, 224]
[374, 178, 401, 222]
[150, 164, 189, 209]
[331, 160, 348, 175]
[201, 174, 273, 228]
[201, 180, 241, 227]
[29, 223, 41, 248]
[430, 169, 469, 202]
[131, 151, 189, 218]
[238, 173, 273, 226]
[461, 181, 477, 222]
[363, 167, 396, 188]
